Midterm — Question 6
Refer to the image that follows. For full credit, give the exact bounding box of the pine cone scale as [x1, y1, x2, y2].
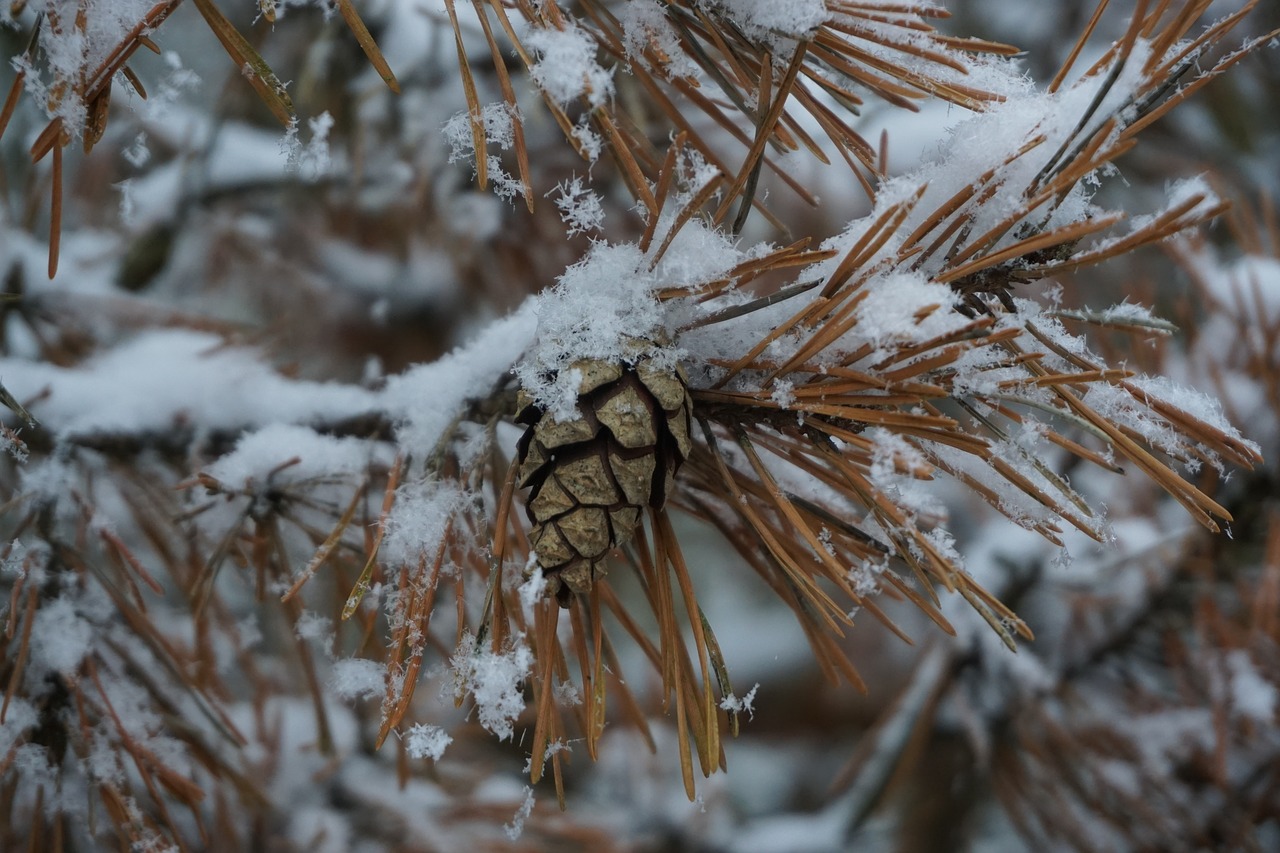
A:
[596, 384, 659, 448]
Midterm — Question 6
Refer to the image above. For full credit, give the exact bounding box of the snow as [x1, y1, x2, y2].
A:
[1226, 650, 1278, 724]
[205, 424, 386, 488]
[551, 175, 605, 236]
[0, 331, 379, 440]
[1054, 301, 1178, 334]
[1202, 254, 1280, 319]
[523, 22, 615, 109]
[503, 786, 536, 841]
[28, 596, 94, 677]
[515, 218, 747, 420]
[377, 477, 474, 570]
[449, 632, 534, 741]
[719, 683, 760, 719]
[513, 241, 672, 420]
[329, 658, 386, 701]
[867, 428, 949, 525]
[403, 723, 453, 761]
[850, 271, 961, 348]
[286, 807, 353, 853]
[383, 302, 537, 456]
[619, 1, 703, 79]
[713, 0, 830, 41]
[295, 610, 333, 642]
[1127, 374, 1257, 454]
[518, 569, 548, 623]
[442, 101, 519, 158]
[0, 699, 38, 754]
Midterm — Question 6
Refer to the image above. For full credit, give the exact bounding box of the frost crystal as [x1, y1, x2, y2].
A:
[551, 176, 605, 236]
[450, 633, 534, 741]
[281, 112, 335, 182]
[403, 724, 453, 761]
[719, 683, 760, 719]
[441, 102, 528, 200]
[503, 787, 536, 841]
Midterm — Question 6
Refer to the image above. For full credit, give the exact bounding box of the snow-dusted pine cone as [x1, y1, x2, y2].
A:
[516, 353, 693, 603]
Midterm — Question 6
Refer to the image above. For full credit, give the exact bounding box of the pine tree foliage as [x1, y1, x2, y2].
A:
[0, 0, 1277, 849]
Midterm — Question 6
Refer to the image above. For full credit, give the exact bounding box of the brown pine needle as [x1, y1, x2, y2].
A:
[336, 0, 400, 93]
[99, 528, 165, 597]
[941, 213, 1125, 285]
[469, 0, 533, 210]
[121, 66, 147, 99]
[713, 43, 809, 227]
[48, 141, 61, 280]
[0, 585, 37, 724]
[763, 291, 875, 382]
[0, 70, 25, 141]
[1119, 380, 1263, 469]
[377, 549, 446, 747]
[1051, 0, 1113, 93]
[736, 428, 867, 615]
[192, 0, 294, 127]
[699, 422, 850, 633]
[343, 453, 405, 620]
[824, 186, 928, 297]
[698, 605, 740, 735]
[0, 2, 1271, 839]
[673, 655, 697, 800]
[1043, 368, 1232, 529]
[647, 67, 821, 208]
[528, 601, 561, 786]
[709, 292, 837, 388]
[567, 600, 600, 760]
[597, 110, 661, 219]
[281, 478, 367, 603]
[640, 135, 688, 254]
[443, 0, 489, 191]
[656, 511, 719, 768]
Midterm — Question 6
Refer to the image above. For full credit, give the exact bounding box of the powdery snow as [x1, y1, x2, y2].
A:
[450, 632, 534, 742]
[514, 220, 747, 421]
[329, 658, 387, 702]
[522, 22, 615, 109]
[0, 330, 378, 439]
[403, 723, 453, 761]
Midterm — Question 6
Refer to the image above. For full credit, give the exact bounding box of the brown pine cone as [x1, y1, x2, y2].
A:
[516, 353, 693, 604]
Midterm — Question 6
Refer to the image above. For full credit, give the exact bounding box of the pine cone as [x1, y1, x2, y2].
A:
[516, 352, 693, 604]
